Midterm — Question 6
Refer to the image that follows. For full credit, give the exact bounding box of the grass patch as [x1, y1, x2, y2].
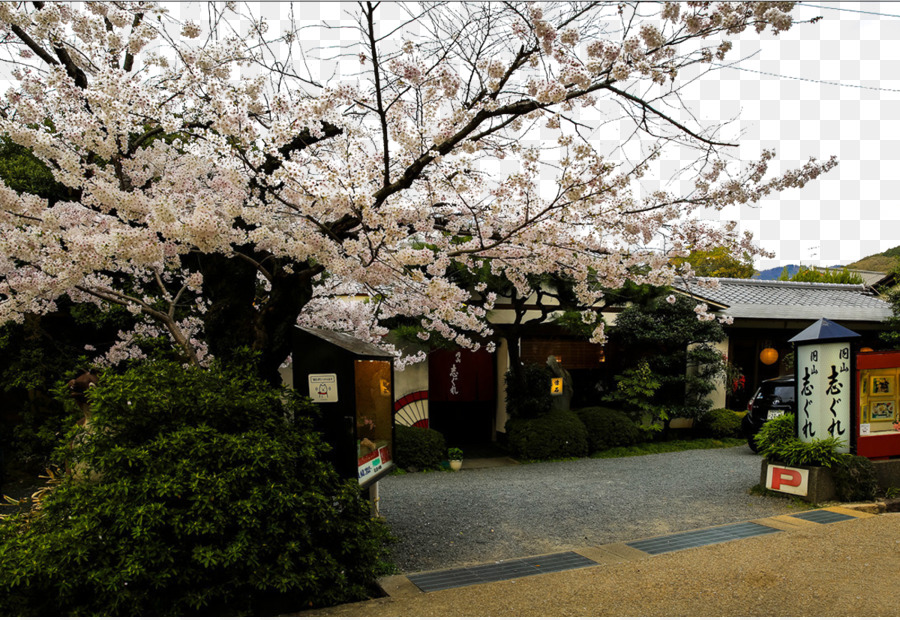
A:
[591, 437, 747, 459]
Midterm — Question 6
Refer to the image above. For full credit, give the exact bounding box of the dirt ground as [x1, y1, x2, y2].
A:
[299, 510, 900, 617]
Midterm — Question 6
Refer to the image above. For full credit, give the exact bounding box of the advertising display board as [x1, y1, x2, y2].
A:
[795, 341, 852, 451]
[292, 327, 395, 488]
[856, 350, 900, 459]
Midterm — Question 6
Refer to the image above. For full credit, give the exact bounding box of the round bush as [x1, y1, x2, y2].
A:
[832, 454, 878, 502]
[0, 359, 393, 616]
[505, 411, 588, 460]
[695, 408, 744, 439]
[394, 424, 447, 471]
[576, 406, 641, 453]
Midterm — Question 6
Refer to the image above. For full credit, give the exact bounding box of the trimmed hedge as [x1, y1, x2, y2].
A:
[505, 363, 553, 419]
[505, 411, 588, 460]
[576, 406, 641, 453]
[695, 408, 744, 439]
[394, 424, 447, 471]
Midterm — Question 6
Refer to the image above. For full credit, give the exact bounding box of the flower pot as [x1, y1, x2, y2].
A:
[450, 459, 463, 471]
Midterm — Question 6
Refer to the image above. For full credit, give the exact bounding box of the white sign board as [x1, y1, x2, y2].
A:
[766, 464, 810, 496]
[308, 373, 338, 403]
[796, 342, 851, 453]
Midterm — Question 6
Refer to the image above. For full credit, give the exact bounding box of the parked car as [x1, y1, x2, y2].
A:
[742, 375, 795, 453]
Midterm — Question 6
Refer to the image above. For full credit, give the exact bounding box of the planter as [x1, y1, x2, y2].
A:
[450, 459, 463, 471]
[760, 459, 835, 504]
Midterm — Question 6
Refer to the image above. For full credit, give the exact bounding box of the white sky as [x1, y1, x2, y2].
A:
[688, 1, 900, 269]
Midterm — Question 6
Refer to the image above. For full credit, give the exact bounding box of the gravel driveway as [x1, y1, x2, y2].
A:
[378, 445, 800, 573]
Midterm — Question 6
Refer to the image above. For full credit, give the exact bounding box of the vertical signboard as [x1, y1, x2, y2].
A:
[796, 341, 852, 451]
[790, 319, 859, 455]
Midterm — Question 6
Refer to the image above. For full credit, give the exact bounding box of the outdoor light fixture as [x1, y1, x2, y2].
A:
[861, 347, 874, 353]
[760, 347, 779, 366]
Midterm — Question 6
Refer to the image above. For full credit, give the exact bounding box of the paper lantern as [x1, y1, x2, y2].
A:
[760, 347, 779, 366]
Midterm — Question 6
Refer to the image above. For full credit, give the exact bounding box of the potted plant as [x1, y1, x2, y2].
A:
[448, 447, 464, 471]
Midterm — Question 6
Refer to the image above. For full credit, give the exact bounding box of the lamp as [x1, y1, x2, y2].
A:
[760, 347, 779, 366]
[860, 347, 874, 353]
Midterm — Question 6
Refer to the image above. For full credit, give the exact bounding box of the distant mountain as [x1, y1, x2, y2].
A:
[844, 245, 900, 273]
[754, 264, 801, 280]
[753, 245, 900, 281]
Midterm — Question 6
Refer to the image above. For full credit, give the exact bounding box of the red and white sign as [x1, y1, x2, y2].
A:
[766, 464, 809, 496]
[358, 444, 393, 486]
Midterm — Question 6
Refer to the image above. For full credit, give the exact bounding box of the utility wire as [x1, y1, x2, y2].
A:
[797, 2, 900, 19]
[711, 62, 900, 93]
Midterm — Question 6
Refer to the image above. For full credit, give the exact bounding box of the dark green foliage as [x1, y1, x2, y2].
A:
[576, 406, 641, 453]
[0, 359, 393, 616]
[609, 294, 726, 424]
[756, 414, 844, 467]
[832, 454, 879, 502]
[505, 363, 553, 419]
[505, 411, 588, 460]
[605, 360, 663, 423]
[394, 424, 447, 471]
[695, 408, 744, 439]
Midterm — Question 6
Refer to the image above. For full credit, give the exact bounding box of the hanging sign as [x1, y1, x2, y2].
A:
[796, 342, 851, 453]
[551, 377, 564, 394]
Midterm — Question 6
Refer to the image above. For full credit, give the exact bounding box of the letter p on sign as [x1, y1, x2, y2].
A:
[766, 464, 809, 496]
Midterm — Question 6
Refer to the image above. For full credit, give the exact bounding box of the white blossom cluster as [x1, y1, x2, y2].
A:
[0, 2, 834, 365]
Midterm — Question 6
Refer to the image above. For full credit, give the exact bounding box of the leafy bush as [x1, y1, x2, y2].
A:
[505, 411, 588, 460]
[604, 360, 663, 423]
[755, 413, 797, 456]
[505, 363, 552, 419]
[832, 454, 879, 502]
[576, 407, 641, 453]
[0, 359, 393, 616]
[756, 414, 845, 467]
[394, 424, 447, 471]
[695, 408, 744, 439]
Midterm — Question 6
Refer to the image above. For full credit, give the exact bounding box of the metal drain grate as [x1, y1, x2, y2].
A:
[626, 521, 780, 555]
[791, 509, 856, 524]
[407, 552, 597, 593]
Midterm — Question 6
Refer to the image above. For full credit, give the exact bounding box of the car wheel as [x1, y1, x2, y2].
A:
[747, 434, 759, 453]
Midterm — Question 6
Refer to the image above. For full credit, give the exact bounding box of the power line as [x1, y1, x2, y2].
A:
[711, 62, 900, 93]
[797, 2, 900, 19]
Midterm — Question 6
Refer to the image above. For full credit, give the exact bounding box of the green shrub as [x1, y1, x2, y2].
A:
[576, 407, 641, 453]
[505, 411, 588, 460]
[0, 359, 393, 616]
[755, 413, 797, 456]
[394, 424, 447, 471]
[756, 414, 845, 467]
[695, 408, 744, 439]
[505, 363, 552, 419]
[832, 454, 879, 502]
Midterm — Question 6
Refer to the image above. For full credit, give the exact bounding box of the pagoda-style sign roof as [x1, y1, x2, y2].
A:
[788, 318, 862, 343]
[675, 278, 892, 323]
[296, 326, 393, 358]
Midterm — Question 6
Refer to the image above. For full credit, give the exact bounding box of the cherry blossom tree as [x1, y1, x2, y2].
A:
[0, 1, 836, 382]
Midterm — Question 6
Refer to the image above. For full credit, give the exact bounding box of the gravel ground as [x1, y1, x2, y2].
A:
[379, 444, 801, 573]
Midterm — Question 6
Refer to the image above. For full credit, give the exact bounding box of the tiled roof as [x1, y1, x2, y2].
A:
[675, 278, 892, 323]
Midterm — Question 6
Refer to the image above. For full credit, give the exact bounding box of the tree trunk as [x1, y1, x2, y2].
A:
[195, 253, 315, 385]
